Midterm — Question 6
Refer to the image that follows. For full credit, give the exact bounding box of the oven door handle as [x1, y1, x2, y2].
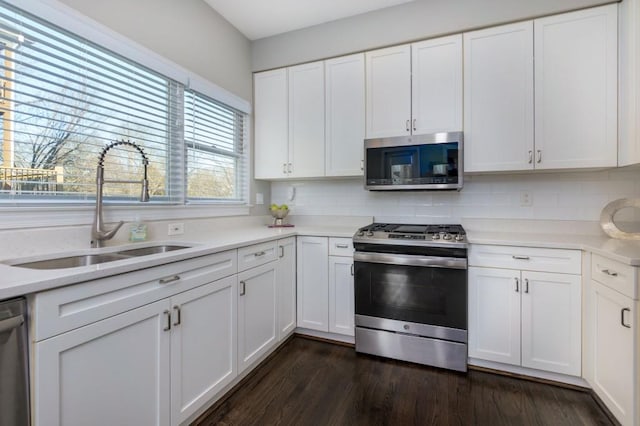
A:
[354, 252, 467, 269]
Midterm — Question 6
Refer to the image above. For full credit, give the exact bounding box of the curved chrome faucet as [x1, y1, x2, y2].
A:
[91, 140, 150, 248]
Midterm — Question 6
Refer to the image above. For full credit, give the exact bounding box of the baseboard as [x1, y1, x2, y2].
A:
[294, 327, 355, 345]
[468, 358, 589, 389]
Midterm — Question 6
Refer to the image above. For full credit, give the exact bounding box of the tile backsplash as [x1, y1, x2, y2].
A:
[271, 168, 640, 223]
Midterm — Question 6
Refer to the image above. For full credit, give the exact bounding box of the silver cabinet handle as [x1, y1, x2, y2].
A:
[621, 308, 631, 328]
[163, 310, 171, 331]
[254, 251, 266, 257]
[288, 163, 292, 173]
[360, 159, 364, 171]
[528, 150, 533, 164]
[173, 305, 181, 326]
[412, 119, 417, 131]
[239, 280, 246, 296]
[336, 244, 349, 249]
[351, 264, 354, 276]
[159, 275, 180, 285]
[536, 150, 542, 163]
[0, 314, 24, 333]
[524, 278, 529, 294]
[602, 269, 619, 277]
[279, 246, 284, 258]
[512, 255, 530, 260]
[406, 120, 410, 132]
[514, 277, 519, 293]
[282, 163, 287, 174]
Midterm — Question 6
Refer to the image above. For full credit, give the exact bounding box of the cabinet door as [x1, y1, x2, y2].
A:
[534, 4, 617, 169]
[170, 276, 237, 426]
[412, 35, 462, 134]
[325, 54, 365, 176]
[277, 237, 297, 339]
[254, 69, 288, 179]
[288, 61, 325, 178]
[34, 300, 171, 426]
[365, 44, 411, 138]
[328, 256, 354, 336]
[237, 262, 278, 372]
[521, 271, 581, 376]
[463, 22, 534, 172]
[468, 267, 521, 366]
[591, 280, 637, 425]
[297, 236, 329, 331]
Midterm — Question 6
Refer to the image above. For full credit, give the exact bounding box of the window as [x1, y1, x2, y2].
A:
[0, 1, 248, 205]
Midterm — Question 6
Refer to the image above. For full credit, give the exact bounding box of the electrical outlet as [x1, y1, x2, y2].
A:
[256, 193, 264, 205]
[520, 191, 533, 207]
[168, 222, 184, 235]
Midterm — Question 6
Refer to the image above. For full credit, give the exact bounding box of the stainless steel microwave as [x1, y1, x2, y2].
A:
[364, 131, 463, 191]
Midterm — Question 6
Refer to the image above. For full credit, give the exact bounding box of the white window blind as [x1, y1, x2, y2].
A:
[0, 1, 248, 205]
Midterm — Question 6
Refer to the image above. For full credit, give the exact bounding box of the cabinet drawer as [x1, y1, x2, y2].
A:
[469, 244, 581, 274]
[329, 238, 354, 257]
[591, 253, 638, 300]
[33, 250, 237, 341]
[237, 240, 278, 272]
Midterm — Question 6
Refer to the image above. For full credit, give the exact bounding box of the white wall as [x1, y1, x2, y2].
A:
[251, 0, 613, 71]
[271, 168, 640, 223]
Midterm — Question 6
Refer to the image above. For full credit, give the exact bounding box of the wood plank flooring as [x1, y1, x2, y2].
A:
[194, 336, 614, 426]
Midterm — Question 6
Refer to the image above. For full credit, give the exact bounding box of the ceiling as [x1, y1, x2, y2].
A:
[203, 0, 416, 40]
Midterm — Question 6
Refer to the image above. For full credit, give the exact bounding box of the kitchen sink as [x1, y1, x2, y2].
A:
[115, 244, 190, 257]
[8, 244, 193, 270]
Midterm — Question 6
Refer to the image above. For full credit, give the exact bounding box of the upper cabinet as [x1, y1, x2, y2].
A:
[365, 35, 462, 138]
[325, 54, 366, 176]
[619, 0, 640, 166]
[464, 22, 534, 172]
[464, 4, 618, 172]
[534, 5, 618, 170]
[254, 62, 325, 179]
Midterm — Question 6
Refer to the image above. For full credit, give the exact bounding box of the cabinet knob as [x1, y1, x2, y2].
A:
[621, 308, 631, 328]
[406, 120, 410, 132]
[173, 305, 181, 326]
[412, 119, 416, 131]
[536, 150, 542, 163]
[163, 310, 171, 331]
[528, 150, 533, 164]
[514, 277, 519, 292]
[602, 268, 618, 277]
[239, 281, 246, 296]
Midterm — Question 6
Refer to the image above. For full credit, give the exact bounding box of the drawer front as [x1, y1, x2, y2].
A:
[591, 253, 638, 300]
[237, 240, 278, 272]
[33, 250, 237, 341]
[329, 238, 354, 257]
[469, 244, 581, 274]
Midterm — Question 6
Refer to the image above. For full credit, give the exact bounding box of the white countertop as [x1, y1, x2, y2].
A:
[3, 215, 640, 301]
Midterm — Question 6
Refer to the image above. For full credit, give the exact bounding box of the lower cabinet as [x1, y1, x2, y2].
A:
[468, 245, 582, 377]
[34, 276, 237, 426]
[237, 261, 278, 373]
[276, 237, 297, 339]
[297, 236, 354, 336]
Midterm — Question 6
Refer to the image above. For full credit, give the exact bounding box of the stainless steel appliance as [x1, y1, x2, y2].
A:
[364, 132, 463, 191]
[0, 297, 30, 425]
[353, 223, 468, 372]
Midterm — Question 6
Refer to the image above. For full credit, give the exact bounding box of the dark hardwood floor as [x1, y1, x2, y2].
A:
[194, 337, 614, 426]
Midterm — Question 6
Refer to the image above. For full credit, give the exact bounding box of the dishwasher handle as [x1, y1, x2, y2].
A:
[0, 314, 24, 333]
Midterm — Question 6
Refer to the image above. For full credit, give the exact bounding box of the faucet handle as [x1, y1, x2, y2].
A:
[103, 220, 125, 240]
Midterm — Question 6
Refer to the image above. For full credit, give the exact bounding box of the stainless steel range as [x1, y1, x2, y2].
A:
[353, 223, 468, 372]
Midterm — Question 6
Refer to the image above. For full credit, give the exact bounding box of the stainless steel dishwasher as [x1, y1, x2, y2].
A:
[0, 297, 30, 426]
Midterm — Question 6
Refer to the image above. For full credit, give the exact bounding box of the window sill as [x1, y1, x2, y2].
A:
[0, 203, 251, 230]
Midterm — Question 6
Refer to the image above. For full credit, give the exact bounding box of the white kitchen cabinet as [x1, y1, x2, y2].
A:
[463, 22, 534, 172]
[534, 4, 618, 169]
[297, 236, 329, 331]
[34, 300, 171, 426]
[587, 253, 639, 426]
[328, 255, 354, 336]
[468, 245, 582, 377]
[237, 261, 278, 372]
[276, 237, 296, 339]
[365, 36, 462, 138]
[619, 0, 640, 166]
[254, 68, 289, 179]
[170, 276, 237, 425]
[288, 61, 325, 178]
[325, 53, 365, 176]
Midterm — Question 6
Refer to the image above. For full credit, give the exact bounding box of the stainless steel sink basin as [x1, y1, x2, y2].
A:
[115, 244, 191, 257]
[13, 253, 130, 270]
[8, 244, 192, 270]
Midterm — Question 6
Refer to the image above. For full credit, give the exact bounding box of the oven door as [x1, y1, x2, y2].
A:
[353, 251, 467, 331]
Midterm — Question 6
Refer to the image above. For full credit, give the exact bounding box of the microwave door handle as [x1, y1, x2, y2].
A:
[354, 252, 467, 270]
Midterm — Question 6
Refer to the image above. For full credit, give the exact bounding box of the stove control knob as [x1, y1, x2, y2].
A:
[443, 233, 453, 241]
[366, 231, 374, 237]
[357, 230, 365, 237]
[431, 234, 440, 240]
[455, 234, 465, 241]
